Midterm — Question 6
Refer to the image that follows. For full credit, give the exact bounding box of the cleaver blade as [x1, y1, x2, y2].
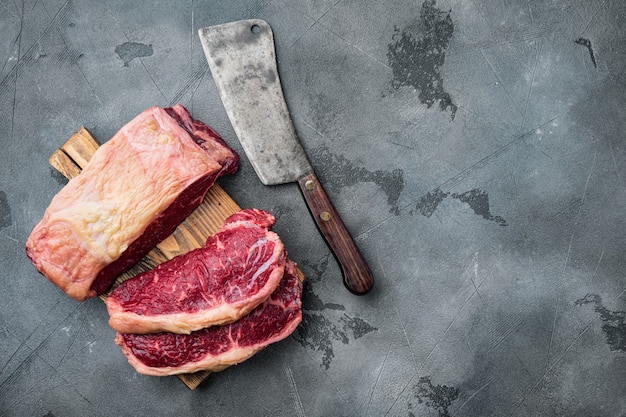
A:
[199, 19, 373, 294]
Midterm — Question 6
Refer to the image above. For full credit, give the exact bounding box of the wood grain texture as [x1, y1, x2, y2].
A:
[297, 171, 373, 294]
[49, 126, 304, 390]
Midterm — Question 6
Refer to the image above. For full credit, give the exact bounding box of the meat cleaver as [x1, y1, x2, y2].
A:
[198, 19, 373, 295]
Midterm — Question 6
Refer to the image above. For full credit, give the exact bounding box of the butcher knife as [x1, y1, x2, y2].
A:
[198, 19, 373, 295]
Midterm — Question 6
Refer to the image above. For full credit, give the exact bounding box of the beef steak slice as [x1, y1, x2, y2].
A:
[106, 209, 286, 335]
[115, 260, 302, 376]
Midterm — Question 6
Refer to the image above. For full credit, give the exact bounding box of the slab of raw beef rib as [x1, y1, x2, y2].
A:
[26, 104, 239, 301]
[115, 260, 302, 376]
[106, 209, 286, 335]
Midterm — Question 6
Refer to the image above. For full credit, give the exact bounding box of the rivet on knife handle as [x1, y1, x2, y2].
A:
[298, 171, 374, 295]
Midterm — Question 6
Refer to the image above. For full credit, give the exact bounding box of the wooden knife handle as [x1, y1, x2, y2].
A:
[297, 171, 374, 295]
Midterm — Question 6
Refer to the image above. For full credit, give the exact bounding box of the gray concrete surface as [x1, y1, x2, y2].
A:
[2, 0, 625, 416]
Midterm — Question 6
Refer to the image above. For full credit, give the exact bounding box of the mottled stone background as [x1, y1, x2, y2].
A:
[1, 0, 625, 416]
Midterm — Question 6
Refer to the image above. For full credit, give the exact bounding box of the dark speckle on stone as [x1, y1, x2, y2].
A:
[305, 287, 346, 312]
[292, 308, 378, 369]
[115, 42, 153, 67]
[299, 257, 346, 311]
[310, 145, 404, 215]
[293, 276, 377, 369]
[339, 314, 377, 339]
[387, 0, 457, 120]
[452, 189, 507, 226]
[414, 188, 507, 225]
[575, 37, 597, 68]
[411, 376, 460, 417]
[293, 311, 345, 369]
[576, 294, 626, 351]
[415, 188, 448, 217]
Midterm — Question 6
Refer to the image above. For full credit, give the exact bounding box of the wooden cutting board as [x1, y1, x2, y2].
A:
[48, 126, 304, 390]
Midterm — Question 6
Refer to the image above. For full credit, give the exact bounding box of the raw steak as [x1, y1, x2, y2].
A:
[115, 260, 302, 376]
[106, 209, 286, 334]
[26, 104, 239, 301]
